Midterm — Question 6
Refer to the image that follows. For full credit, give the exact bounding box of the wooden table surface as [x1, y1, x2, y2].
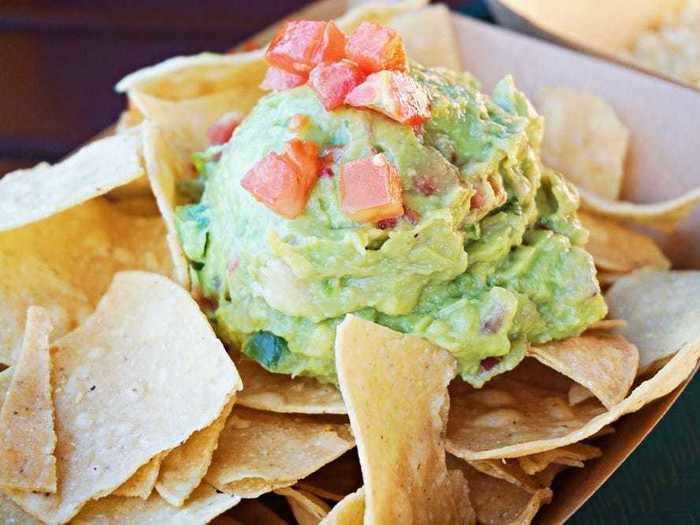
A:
[1, 1, 698, 523]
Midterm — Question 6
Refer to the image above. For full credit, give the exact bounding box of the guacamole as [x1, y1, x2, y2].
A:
[176, 63, 606, 386]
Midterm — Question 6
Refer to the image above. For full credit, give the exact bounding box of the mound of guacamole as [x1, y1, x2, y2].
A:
[176, 63, 606, 386]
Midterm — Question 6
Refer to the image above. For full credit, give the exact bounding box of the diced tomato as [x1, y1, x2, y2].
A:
[345, 70, 431, 125]
[376, 217, 398, 230]
[403, 207, 420, 225]
[312, 22, 347, 65]
[414, 176, 437, 196]
[339, 153, 403, 223]
[265, 20, 325, 74]
[260, 66, 307, 91]
[480, 357, 500, 371]
[309, 60, 366, 110]
[345, 22, 407, 73]
[241, 139, 320, 219]
[207, 112, 243, 145]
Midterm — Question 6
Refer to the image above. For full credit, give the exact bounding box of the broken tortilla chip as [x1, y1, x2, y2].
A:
[205, 407, 354, 498]
[156, 397, 236, 507]
[528, 334, 639, 409]
[72, 483, 241, 524]
[5, 272, 241, 524]
[0, 368, 12, 404]
[0, 307, 56, 493]
[607, 269, 700, 373]
[0, 494, 41, 525]
[320, 488, 365, 525]
[578, 186, 700, 233]
[276, 487, 330, 525]
[467, 460, 542, 494]
[236, 358, 346, 415]
[568, 383, 595, 406]
[335, 315, 471, 524]
[113, 452, 168, 499]
[538, 87, 629, 201]
[0, 126, 144, 232]
[517, 443, 602, 475]
[297, 451, 363, 503]
[447, 341, 699, 460]
[580, 211, 670, 273]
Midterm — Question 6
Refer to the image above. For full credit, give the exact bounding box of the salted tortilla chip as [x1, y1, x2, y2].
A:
[467, 460, 542, 494]
[236, 358, 346, 415]
[580, 211, 670, 273]
[227, 499, 288, 525]
[205, 407, 354, 497]
[72, 483, 241, 524]
[449, 456, 552, 525]
[0, 127, 144, 232]
[517, 443, 602, 475]
[579, 186, 700, 233]
[568, 383, 595, 406]
[0, 307, 56, 493]
[143, 122, 192, 288]
[607, 269, 700, 373]
[297, 451, 363, 503]
[528, 334, 639, 409]
[335, 315, 471, 524]
[538, 87, 628, 201]
[6, 272, 241, 524]
[320, 488, 365, 525]
[389, 4, 462, 69]
[447, 340, 699, 460]
[156, 397, 236, 506]
[276, 487, 330, 525]
[0, 198, 172, 366]
[113, 452, 168, 499]
[0, 494, 41, 525]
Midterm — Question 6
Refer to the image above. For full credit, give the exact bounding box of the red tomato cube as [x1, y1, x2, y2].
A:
[267, 20, 345, 74]
[312, 22, 347, 65]
[309, 60, 366, 110]
[241, 139, 320, 219]
[339, 153, 404, 223]
[345, 70, 431, 125]
[345, 22, 407, 73]
[260, 66, 307, 91]
[206, 112, 243, 145]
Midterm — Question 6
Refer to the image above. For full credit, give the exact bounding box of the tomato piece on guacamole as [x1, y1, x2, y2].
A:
[346, 21, 408, 73]
[309, 60, 366, 110]
[340, 154, 403, 223]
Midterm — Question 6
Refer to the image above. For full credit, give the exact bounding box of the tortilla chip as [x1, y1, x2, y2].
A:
[596, 271, 626, 287]
[517, 443, 602, 475]
[6, 272, 241, 524]
[578, 186, 700, 233]
[467, 460, 542, 494]
[113, 452, 167, 499]
[335, 315, 471, 524]
[0, 198, 172, 366]
[580, 211, 670, 273]
[447, 340, 699, 460]
[143, 122, 192, 288]
[320, 488, 365, 525]
[72, 483, 241, 524]
[0, 127, 144, 232]
[528, 334, 639, 409]
[227, 499, 288, 525]
[236, 358, 346, 415]
[0, 307, 56, 493]
[116, 106, 144, 132]
[568, 383, 595, 406]
[389, 4, 462, 69]
[276, 487, 330, 525]
[156, 397, 236, 506]
[0, 368, 12, 404]
[588, 319, 627, 331]
[538, 87, 629, 201]
[297, 451, 363, 503]
[450, 456, 552, 525]
[0, 494, 41, 525]
[205, 407, 354, 497]
[607, 269, 700, 373]
[335, 0, 428, 33]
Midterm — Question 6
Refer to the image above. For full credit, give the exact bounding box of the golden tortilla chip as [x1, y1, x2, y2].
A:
[320, 488, 365, 525]
[447, 339, 699, 460]
[72, 483, 241, 524]
[0, 368, 12, 404]
[205, 407, 354, 498]
[467, 460, 542, 494]
[335, 0, 428, 33]
[450, 455, 552, 525]
[528, 334, 639, 409]
[226, 499, 288, 525]
[588, 319, 627, 331]
[335, 315, 472, 524]
[607, 269, 700, 373]
[237, 358, 346, 415]
[517, 443, 602, 475]
[113, 452, 168, 499]
[538, 87, 629, 201]
[143, 121, 192, 288]
[596, 271, 626, 287]
[578, 186, 700, 233]
[156, 397, 236, 507]
[580, 211, 670, 273]
[0, 127, 144, 232]
[568, 383, 595, 406]
[276, 487, 330, 525]
[0, 494, 41, 525]
[297, 451, 363, 503]
[116, 106, 144, 132]
[0, 307, 56, 493]
[6, 272, 241, 524]
[0, 198, 172, 366]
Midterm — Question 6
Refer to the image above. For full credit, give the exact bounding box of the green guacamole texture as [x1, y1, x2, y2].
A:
[176, 63, 607, 386]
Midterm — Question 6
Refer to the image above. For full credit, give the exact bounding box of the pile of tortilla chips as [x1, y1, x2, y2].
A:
[0, 1, 698, 524]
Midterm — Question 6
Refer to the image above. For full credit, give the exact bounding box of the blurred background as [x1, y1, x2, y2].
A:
[0, 1, 697, 524]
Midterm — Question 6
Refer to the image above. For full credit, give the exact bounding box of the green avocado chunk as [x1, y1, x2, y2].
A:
[176, 63, 606, 386]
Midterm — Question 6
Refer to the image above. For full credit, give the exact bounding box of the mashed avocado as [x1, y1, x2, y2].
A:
[176, 63, 606, 386]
